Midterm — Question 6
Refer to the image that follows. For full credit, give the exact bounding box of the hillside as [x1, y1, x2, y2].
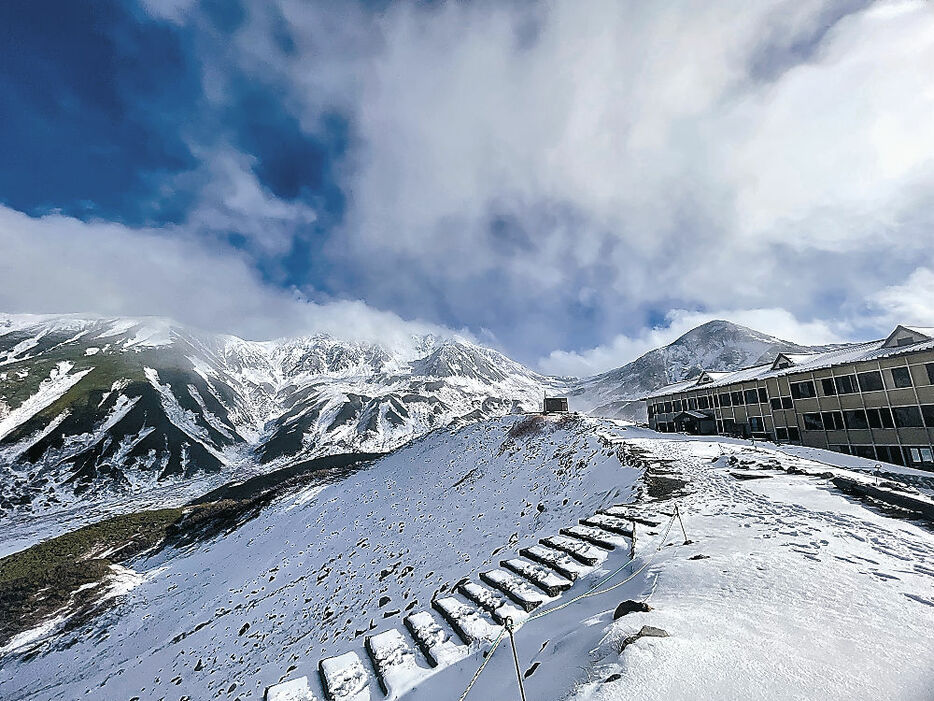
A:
[2, 415, 931, 701]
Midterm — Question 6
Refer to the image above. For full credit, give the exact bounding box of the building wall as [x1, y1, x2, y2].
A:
[645, 348, 934, 471]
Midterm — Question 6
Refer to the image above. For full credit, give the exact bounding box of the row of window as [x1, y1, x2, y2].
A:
[651, 362, 934, 416]
[802, 405, 934, 432]
[832, 444, 933, 467]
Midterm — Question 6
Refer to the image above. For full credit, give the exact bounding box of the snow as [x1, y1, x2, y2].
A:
[0, 361, 93, 441]
[402, 428, 934, 701]
[266, 676, 319, 701]
[319, 652, 370, 701]
[2, 417, 933, 701]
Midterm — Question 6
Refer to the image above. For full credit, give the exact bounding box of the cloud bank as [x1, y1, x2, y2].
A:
[2, 0, 932, 374]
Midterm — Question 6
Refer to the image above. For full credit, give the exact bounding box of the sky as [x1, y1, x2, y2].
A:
[0, 0, 932, 376]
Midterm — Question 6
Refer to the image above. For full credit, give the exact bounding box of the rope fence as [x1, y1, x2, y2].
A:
[455, 507, 682, 700]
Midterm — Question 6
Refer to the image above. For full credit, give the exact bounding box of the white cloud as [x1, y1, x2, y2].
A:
[0, 205, 450, 350]
[32, 0, 934, 365]
[870, 268, 934, 329]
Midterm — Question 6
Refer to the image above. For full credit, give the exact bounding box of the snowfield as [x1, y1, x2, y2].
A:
[1, 417, 932, 701]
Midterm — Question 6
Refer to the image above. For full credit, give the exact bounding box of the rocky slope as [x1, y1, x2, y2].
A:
[0, 314, 556, 518]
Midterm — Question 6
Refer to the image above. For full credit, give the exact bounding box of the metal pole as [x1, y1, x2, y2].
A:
[505, 618, 528, 701]
[675, 503, 689, 544]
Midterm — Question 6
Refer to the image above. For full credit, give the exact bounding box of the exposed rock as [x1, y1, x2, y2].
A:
[613, 600, 652, 619]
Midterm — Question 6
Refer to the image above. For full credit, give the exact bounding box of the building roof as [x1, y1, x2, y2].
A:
[643, 325, 934, 400]
[674, 410, 712, 420]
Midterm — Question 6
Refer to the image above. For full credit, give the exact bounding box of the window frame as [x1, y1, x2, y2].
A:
[891, 367, 913, 388]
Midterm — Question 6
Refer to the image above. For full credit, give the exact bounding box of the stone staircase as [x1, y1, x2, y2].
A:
[265, 507, 641, 701]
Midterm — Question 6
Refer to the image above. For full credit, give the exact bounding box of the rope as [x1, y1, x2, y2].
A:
[457, 625, 506, 701]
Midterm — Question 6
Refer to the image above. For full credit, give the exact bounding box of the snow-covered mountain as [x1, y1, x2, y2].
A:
[0, 314, 850, 521]
[567, 320, 845, 419]
[0, 313, 556, 516]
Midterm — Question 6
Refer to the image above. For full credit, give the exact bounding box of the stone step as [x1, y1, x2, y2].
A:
[479, 568, 548, 612]
[500, 558, 573, 596]
[432, 596, 502, 645]
[598, 505, 659, 527]
[457, 580, 528, 625]
[539, 535, 607, 566]
[364, 628, 427, 698]
[318, 651, 371, 701]
[559, 524, 626, 550]
[580, 513, 634, 537]
[518, 544, 591, 581]
[404, 610, 468, 668]
[265, 676, 320, 701]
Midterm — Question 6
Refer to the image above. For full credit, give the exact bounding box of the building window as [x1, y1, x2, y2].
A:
[876, 445, 905, 466]
[803, 413, 824, 431]
[770, 397, 782, 410]
[843, 409, 868, 430]
[776, 427, 788, 440]
[723, 418, 736, 433]
[781, 396, 793, 409]
[787, 426, 800, 441]
[821, 411, 845, 431]
[833, 445, 851, 455]
[927, 363, 934, 385]
[853, 445, 876, 459]
[718, 393, 731, 407]
[731, 391, 744, 406]
[790, 381, 816, 399]
[744, 389, 759, 405]
[664, 401, 673, 413]
[866, 407, 894, 429]
[891, 367, 913, 388]
[749, 416, 764, 433]
[821, 378, 836, 396]
[921, 405, 934, 428]
[673, 400, 683, 412]
[893, 405, 923, 428]
[698, 396, 710, 410]
[688, 397, 697, 410]
[908, 447, 934, 466]
[835, 375, 857, 394]
[857, 371, 884, 392]
[758, 387, 768, 404]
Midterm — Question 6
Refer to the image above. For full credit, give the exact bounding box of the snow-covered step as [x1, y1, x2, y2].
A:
[580, 513, 634, 537]
[266, 676, 320, 701]
[318, 651, 370, 701]
[479, 568, 548, 612]
[598, 505, 659, 527]
[559, 524, 626, 550]
[518, 544, 592, 581]
[500, 557, 573, 596]
[364, 628, 427, 698]
[432, 596, 502, 645]
[404, 610, 468, 668]
[457, 580, 528, 625]
[539, 535, 607, 566]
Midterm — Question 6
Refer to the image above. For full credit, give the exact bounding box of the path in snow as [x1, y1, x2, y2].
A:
[406, 428, 934, 701]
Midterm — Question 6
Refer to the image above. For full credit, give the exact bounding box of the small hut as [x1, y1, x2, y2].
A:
[543, 396, 569, 414]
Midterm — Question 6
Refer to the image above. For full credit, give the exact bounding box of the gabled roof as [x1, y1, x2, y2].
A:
[884, 325, 934, 348]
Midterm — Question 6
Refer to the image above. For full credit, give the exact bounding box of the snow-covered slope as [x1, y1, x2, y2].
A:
[0, 314, 557, 519]
[3, 416, 932, 701]
[0, 414, 642, 700]
[568, 320, 845, 420]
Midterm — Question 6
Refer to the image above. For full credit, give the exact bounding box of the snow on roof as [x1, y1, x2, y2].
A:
[644, 330, 934, 400]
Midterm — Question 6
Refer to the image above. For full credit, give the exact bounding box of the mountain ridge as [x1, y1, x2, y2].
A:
[0, 312, 850, 522]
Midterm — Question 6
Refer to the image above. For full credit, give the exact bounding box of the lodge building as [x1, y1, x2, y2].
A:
[643, 325, 934, 471]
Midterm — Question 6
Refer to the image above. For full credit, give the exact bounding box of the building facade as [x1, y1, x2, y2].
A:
[643, 325, 934, 471]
